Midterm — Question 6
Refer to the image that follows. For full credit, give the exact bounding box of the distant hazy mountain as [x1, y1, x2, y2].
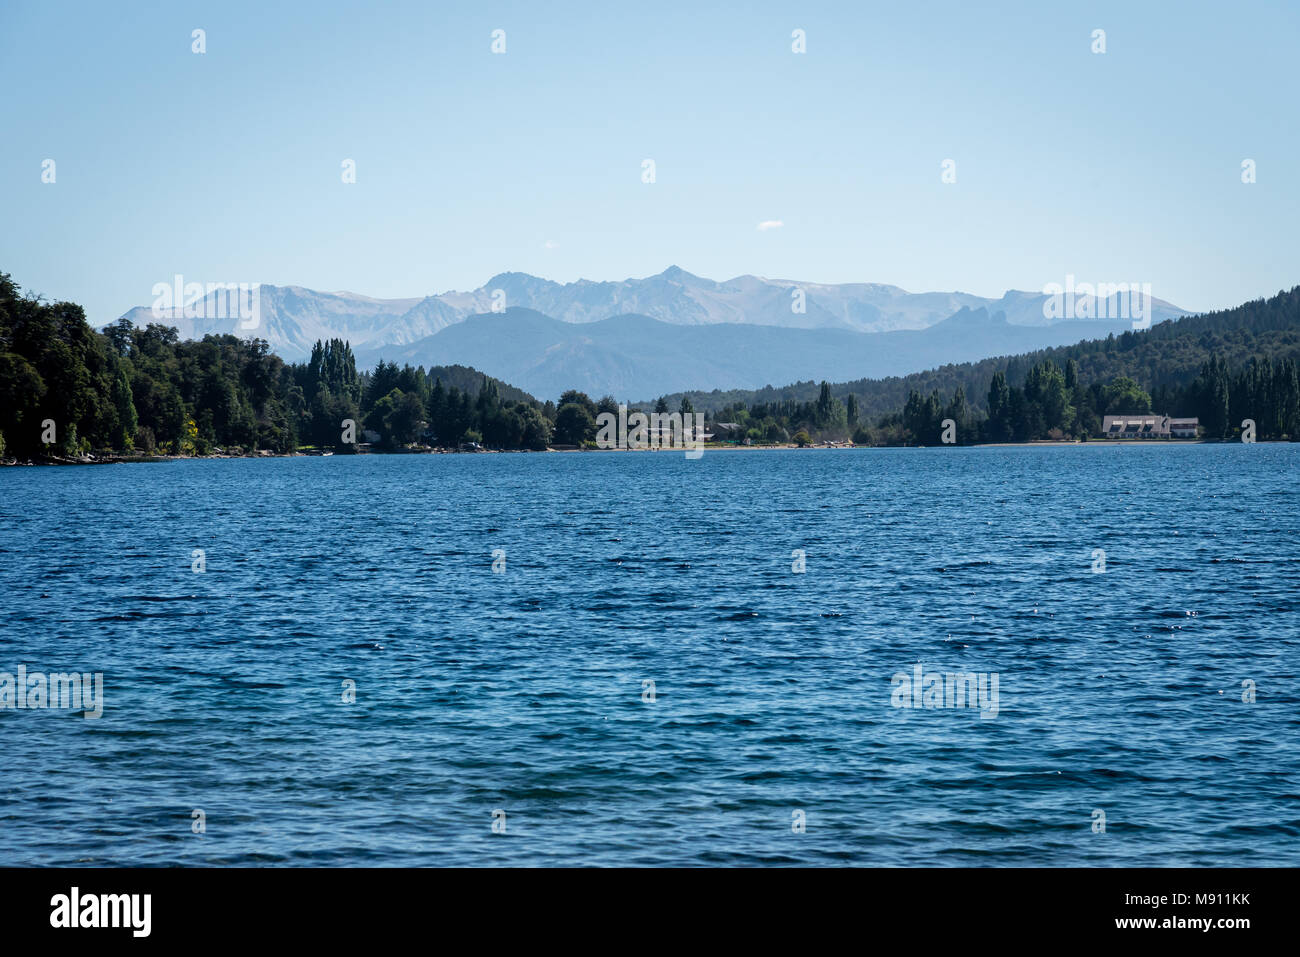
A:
[444, 267, 999, 332]
[115, 268, 1187, 393]
[376, 307, 1149, 402]
[118, 285, 425, 363]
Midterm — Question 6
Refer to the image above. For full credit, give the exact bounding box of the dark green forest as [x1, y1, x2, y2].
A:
[2, 271, 1298, 460]
[0, 272, 554, 457]
[681, 286, 1300, 444]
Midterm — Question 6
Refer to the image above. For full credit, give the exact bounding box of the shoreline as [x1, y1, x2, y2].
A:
[4, 437, 1283, 467]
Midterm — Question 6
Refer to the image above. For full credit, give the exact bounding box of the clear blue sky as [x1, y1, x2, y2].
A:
[2, 0, 1296, 325]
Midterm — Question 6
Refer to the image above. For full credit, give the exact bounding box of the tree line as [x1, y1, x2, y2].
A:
[880, 354, 1299, 445]
[3, 271, 1298, 459]
[681, 286, 1300, 444]
[0, 272, 559, 457]
[703, 353, 1299, 446]
[662, 286, 1300, 420]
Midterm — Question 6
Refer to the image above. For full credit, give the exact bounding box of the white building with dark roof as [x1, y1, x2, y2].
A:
[1100, 415, 1198, 439]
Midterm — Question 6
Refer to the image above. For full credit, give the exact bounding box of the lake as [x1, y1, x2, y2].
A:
[1, 445, 1296, 865]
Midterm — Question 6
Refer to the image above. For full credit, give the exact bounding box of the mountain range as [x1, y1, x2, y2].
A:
[116, 268, 1187, 400]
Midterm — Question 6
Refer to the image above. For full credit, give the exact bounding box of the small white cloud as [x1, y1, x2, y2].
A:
[756, 220, 784, 231]
[542, 240, 558, 249]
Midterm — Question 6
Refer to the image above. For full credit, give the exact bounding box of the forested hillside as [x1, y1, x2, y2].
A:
[668, 288, 1300, 415]
[0, 273, 551, 457]
[3, 272, 1297, 458]
[664, 287, 1300, 444]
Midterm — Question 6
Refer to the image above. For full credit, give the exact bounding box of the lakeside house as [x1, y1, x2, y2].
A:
[644, 426, 713, 447]
[710, 422, 745, 443]
[1100, 415, 1199, 439]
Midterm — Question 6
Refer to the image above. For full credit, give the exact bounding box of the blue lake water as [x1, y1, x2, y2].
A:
[1, 445, 1297, 866]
